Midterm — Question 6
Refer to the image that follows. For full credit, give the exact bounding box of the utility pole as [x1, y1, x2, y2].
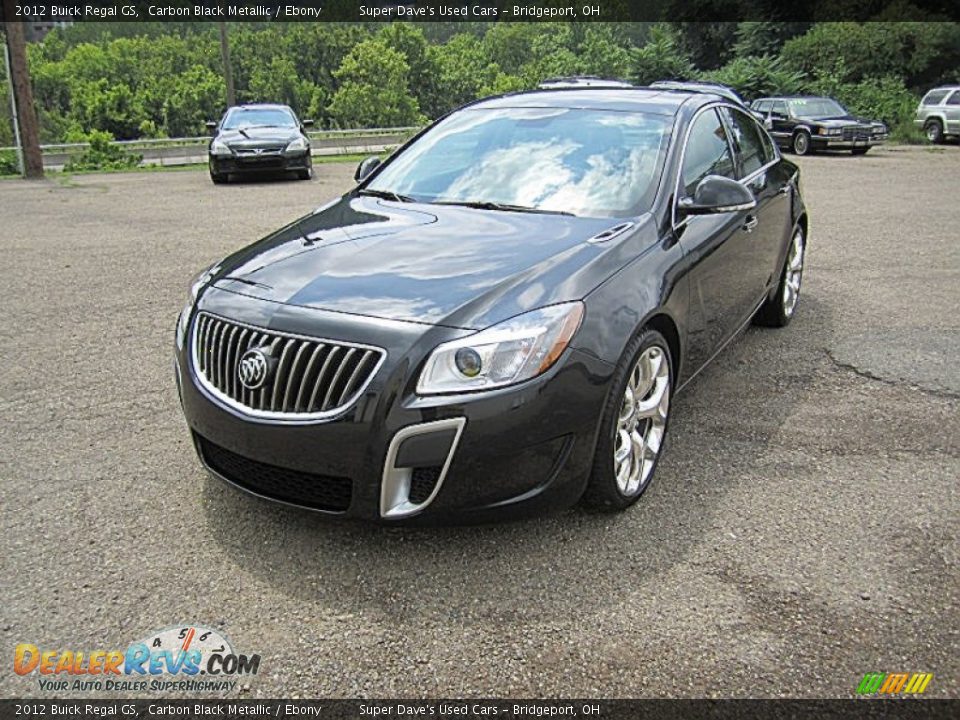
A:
[1, 13, 43, 178]
[3, 31, 22, 174]
[218, 22, 235, 107]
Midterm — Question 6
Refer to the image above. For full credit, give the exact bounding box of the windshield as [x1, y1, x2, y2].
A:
[789, 98, 847, 118]
[222, 108, 297, 130]
[367, 107, 671, 218]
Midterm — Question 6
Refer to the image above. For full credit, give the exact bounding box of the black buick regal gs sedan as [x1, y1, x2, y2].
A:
[174, 85, 808, 523]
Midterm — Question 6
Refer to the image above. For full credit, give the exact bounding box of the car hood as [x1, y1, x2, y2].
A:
[209, 194, 651, 330]
[216, 127, 302, 145]
[808, 115, 884, 128]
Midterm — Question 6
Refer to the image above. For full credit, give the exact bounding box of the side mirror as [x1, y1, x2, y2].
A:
[205, 121, 217, 133]
[354, 156, 382, 183]
[763, 113, 773, 130]
[678, 175, 756, 216]
[301, 119, 315, 127]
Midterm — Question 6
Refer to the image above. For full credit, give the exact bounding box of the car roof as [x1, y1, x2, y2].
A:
[754, 95, 836, 101]
[471, 87, 722, 116]
[227, 103, 294, 112]
[650, 80, 747, 104]
[538, 76, 636, 89]
[926, 85, 960, 91]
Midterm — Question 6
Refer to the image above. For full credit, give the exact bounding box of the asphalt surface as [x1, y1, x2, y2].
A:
[1, 146, 958, 699]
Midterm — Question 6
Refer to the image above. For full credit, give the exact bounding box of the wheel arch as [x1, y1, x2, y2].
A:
[643, 312, 682, 385]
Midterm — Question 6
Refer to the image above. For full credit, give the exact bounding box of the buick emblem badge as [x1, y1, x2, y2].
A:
[238, 348, 271, 390]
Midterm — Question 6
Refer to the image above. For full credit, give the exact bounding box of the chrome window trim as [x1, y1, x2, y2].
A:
[672, 101, 781, 231]
[190, 311, 387, 425]
[380, 418, 467, 519]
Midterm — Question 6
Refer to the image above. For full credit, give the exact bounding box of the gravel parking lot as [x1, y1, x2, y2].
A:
[1, 146, 957, 699]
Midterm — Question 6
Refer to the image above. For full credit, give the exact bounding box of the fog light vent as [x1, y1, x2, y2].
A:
[380, 418, 466, 519]
[409, 466, 443, 505]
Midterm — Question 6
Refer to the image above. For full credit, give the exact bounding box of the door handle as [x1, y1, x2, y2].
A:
[777, 184, 791, 195]
[742, 216, 759, 233]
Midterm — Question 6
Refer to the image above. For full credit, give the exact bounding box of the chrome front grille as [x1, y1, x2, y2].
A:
[192, 313, 385, 420]
[842, 126, 872, 141]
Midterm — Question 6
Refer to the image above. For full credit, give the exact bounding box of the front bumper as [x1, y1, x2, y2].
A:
[814, 135, 887, 149]
[175, 288, 613, 523]
[209, 151, 311, 175]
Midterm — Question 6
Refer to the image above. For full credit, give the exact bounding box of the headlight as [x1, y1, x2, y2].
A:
[417, 303, 584, 395]
[210, 139, 231, 156]
[873, 125, 886, 134]
[176, 263, 219, 350]
[285, 137, 308, 154]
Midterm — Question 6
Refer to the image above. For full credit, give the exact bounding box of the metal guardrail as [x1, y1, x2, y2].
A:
[0, 127, 422, 170]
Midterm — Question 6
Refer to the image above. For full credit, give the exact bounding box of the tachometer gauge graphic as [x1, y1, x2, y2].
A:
[134, 624, 234, 661]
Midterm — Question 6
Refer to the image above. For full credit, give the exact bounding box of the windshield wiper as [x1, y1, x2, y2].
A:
[357, 188, 415, 203]
[432, 200, 575, 216]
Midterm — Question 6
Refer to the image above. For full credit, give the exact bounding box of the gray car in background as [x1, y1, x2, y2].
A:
[915, 86, 960, 143]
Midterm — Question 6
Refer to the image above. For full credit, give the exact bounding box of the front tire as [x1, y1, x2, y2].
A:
[210, 171, 227, 185]
[924, 119, 944, 144]
[792, 130, 811, 156]
[582, 330, 673, 512]
[851, 147, 870, 155]
[755, 225, 805, 327]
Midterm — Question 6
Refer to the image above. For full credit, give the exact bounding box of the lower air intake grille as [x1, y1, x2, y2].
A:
[192, 312, 384, 419]
[197, 435, 352, 512]
[408, 466, 443, 505]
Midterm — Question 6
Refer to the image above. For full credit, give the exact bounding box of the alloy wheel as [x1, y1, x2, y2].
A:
[614, 346, 670, 497]
[782, 228, 805, 317]
[793, 132, 810, 155]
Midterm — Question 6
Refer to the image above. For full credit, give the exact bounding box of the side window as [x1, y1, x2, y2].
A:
[923, 90, 948, 106]
[754, 100, 770, 114]
[946, 91, 960, 106]
[680, 109, 735, 197]
[720, 107, 771, 177]
[771, 101, 788, 117]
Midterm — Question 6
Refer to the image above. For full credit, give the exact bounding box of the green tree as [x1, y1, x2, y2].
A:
[700, 55, 806, 101]
[430, 33, 502, 114]
[781, 22, 960, 88]
[377, 24, 443, 119]
[630, 24, 696, 85]
[578, 26, 634, 80]
[328, 39, 425, 128]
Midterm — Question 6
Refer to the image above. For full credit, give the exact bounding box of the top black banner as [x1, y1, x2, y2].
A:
[2, 0, 959, 23]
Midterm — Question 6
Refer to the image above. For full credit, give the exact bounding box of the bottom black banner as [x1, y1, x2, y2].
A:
[1, 699, 958, 720]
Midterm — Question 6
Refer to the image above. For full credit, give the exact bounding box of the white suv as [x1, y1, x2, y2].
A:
[915, 86, 960, 143]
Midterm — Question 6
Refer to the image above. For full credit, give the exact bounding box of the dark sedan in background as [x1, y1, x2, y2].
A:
[751, 95, 888, 155]
[207, 104, 314, 184]
[176, 86, 808, 523]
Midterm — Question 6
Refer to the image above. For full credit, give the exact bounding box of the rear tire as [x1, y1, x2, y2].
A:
[582, 329, 673, 512]
[924, 119, 944, 144]
[792, 130, 812, 156]
[755, 225, 805, 328]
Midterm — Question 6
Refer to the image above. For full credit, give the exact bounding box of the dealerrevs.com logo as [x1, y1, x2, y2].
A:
[14, 625, 260, 693]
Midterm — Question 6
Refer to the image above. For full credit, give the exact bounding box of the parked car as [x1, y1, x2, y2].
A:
[175, 87, 808, 523]
[206, 104, 313, 184]
[751, 95, 888, 155]
[915, 85, 960, 143]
